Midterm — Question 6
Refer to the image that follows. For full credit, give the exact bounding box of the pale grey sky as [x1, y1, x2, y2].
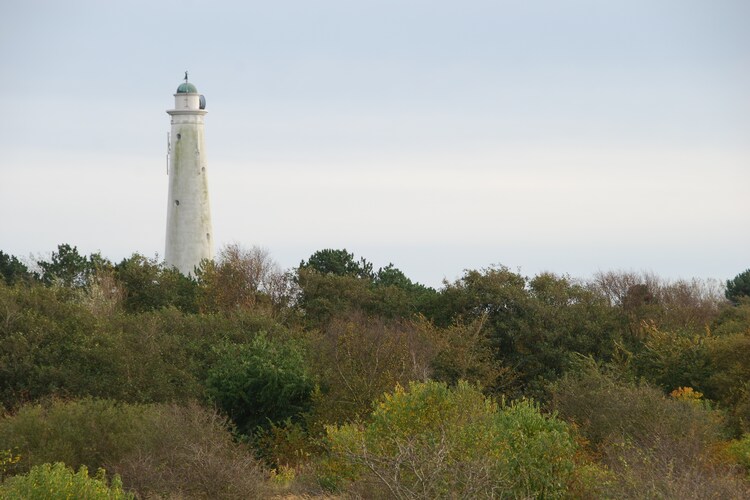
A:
[1, 0, 748, 287]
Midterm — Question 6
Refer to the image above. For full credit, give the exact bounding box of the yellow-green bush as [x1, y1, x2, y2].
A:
[0, 462, 132, 499]
[323, 380, 577, 498]
[0, 398, 144, 474]
[729, 433, 750, 478]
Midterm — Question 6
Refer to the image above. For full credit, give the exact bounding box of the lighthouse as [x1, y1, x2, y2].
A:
[165, 73, 213, 275]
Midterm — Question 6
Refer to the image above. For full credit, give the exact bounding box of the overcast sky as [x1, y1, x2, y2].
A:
[1, 0, 748, 287]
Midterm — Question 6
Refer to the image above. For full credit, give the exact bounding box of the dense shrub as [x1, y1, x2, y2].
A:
[549, 363, 749, 498]
[728, 433, 750, 478]
[0, 283, 195, 408]
[323, 380, 578, 498]
[705, 331, 750, 433]
[623, 321, 750, 434]
[712, 299, 750, 336]
[631, 322, 713, 397]
[0, 282, 100, 408]
[550, 361, 722, 448]
[421, 315, 514, 393]
[0, 462, 132, 499]
[0, 398, 143, 474]
[296, 249, 437, 326]
[114, 253, 198, 313]
[433, 268, 622, 397]
[206, 332, 314, 435]
[110, 402, 268, 499]
[307, 313, 437, 428]
[0, 280, 293, 409]
[0, 399, 268, 498]
[2, 244, 749, 498]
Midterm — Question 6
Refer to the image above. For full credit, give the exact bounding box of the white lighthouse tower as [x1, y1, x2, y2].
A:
[165, 73, 213, 275]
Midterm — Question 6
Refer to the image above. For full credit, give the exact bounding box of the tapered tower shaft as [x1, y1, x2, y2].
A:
[165, 77, 213, 274]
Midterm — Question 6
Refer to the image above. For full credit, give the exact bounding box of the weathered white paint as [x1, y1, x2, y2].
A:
[175, 93, 200, 110]
[165, 86, 213, 275]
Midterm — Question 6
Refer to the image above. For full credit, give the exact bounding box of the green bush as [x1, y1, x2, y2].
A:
[206, 333, 314, 435]
[0, 462, 132, 499]
[633, 323, 713, 396]
[0, 398, 144, 474]
[0, 279, 292, 409]
[728, 433, 750, 478]
[114, 253, 198, 313]
[0, 282, 102, 408]
[296, 249, 437, 326]
[323, 380, 577, 498]
[0, 283, 196, 408]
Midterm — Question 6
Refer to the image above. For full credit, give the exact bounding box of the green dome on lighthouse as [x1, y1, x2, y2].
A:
[176, 82, 198, 93]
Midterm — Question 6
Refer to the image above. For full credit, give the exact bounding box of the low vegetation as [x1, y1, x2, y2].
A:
[0, 245, 748, 498]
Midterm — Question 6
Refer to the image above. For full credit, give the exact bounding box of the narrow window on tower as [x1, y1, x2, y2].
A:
[175, 200, 180, 206]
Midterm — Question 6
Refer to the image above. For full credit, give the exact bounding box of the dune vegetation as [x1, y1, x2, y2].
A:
[1, 244, 749, 498]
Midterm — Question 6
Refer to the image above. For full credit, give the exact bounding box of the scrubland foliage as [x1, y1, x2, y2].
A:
[0, 243, 749, 498]
[206, 332, 314, 434]
[550, 362, 750, 497]
[197, 243, 293, 315]
[323, 380, 577, 498]
[0, 399, 268, 498]
[0, 462, 132, 500]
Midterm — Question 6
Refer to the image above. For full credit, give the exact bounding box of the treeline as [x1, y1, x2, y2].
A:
[0, 244, 749, 498]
